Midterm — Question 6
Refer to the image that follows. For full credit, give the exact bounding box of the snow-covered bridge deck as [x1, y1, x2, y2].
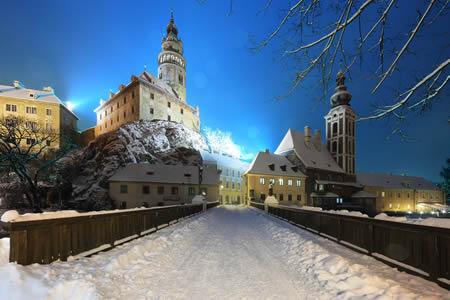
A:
[0, 206, 448, 299]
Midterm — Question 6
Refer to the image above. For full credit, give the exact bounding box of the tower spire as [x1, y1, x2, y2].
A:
[330, 70, 352, 107]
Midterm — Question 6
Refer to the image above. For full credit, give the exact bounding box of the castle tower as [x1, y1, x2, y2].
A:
[325, 71, 356, 174]
[157, 12, 187, 102]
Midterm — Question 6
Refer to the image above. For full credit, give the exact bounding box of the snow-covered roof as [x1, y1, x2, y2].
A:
[200, 151, 249, 171]
[95, 70, 196, 112]
[357, 173, 440, 191]
[0, 84, 78, 119]
[109, 162, 220, 185]
[244, 151, 305, 177]
[275, 129, 344, 173]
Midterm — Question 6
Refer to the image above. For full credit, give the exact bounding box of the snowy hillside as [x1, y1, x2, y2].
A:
[57, 120, 208, 210]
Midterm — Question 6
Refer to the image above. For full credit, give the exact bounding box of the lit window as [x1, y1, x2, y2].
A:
[389, 203, 392, 209]
[296, 180, 301, 187]
[278, 178, 284, 186]
[259, 177, 265, 185]
[288, 179, 293, 186]
[381, 191, 385, 197]
[319, 184, 324, 191]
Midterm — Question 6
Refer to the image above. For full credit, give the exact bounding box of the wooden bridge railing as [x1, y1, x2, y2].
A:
[2, 202, 219, 265]
[250, 202, 450, 287]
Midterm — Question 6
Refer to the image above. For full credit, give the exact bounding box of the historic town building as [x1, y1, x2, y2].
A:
[94, 14, 200, 137]
[109, 162, 220, 208]
[358, 173, 446, 213]
[243, 150, 307, 207]
[0, 81, 78, 149]
[201, 151, 249, 205]
[247, 72, 445, 215]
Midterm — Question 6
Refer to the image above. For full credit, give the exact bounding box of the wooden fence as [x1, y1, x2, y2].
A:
[250, 202, 450, 287]
[2, 202, 219, 265]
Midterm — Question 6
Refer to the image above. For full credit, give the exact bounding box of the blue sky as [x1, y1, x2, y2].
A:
[0, 0, 449, 182]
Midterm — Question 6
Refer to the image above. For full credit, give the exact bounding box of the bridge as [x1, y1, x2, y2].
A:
[0, 205, 448, 299]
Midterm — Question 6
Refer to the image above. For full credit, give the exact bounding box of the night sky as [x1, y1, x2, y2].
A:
[0, 0, 449, 182]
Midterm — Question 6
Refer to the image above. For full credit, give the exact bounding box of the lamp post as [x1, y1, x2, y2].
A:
[198, 165, 203, 196]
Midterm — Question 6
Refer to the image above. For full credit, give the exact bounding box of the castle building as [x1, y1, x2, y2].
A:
[94, 14, 200, 137]
[0, 81, 78, 149]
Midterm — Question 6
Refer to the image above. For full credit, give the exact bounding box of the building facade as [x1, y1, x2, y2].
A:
[109, 163, 220, 208]
[0, 81, 78, 149]
[243, 150, 307, 206]
[94, 14, 200, 137]
[201, 151, 248, 205]
[358, 173, 446, 213]
[264, 72, 446, 215]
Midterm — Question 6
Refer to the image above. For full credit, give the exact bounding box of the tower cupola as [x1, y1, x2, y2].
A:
[330, 71, 352, 107]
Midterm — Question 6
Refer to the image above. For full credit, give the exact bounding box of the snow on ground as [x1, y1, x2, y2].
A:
[0, 206, 448, 299]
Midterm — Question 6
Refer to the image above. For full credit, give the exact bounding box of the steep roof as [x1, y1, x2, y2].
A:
[357, 173, 440, 191]
[200, 151, 249, 172]
[275, 129, 344, 173]
[244, 151, 305, 177]
[139, 71, 179, 99]
[109, 163, 220, 185]
[0, 84, 78, 119]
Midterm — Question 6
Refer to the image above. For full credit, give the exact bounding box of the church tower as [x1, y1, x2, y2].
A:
[158, 13, 187, 102]
[325, 71, 356, 175]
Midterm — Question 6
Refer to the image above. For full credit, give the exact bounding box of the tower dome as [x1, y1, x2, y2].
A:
[166, 12, 178, 38]
[330, 71, 352, 107]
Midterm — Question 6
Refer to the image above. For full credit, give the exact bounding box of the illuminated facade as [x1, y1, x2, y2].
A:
[94, 14, 200, 137]
[202, 151, 248, 205]
[358, 173, 446, 213]
[0, 81, 78, 149]
[243, 150, 307, 206]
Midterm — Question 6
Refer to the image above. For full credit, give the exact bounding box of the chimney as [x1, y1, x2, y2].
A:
[43, 86, 54, 93]
[313, 129, 321, 149]
[109, 90, 115, 99]
[265, 149, 270, 154]
[304, 126, 311, 143]
[13, 80, 24, 89]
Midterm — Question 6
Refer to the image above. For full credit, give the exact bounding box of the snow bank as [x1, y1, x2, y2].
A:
[0, 238, 10, 266]
[285, 206, 369, 217]
[1, 210, 19, 222]
[375, 213, 450, 229]
[0, 205, 194, 223]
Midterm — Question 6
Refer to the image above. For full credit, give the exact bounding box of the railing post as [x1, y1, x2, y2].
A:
[430, 233, 440, 280]
[367, 223, 374, 254]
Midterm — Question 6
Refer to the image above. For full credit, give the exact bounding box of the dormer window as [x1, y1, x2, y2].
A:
[268, 164, 275, 171]
[291, 166, 298, 172]
[146, 171, 154, 175]
[280, 165, 286, 171]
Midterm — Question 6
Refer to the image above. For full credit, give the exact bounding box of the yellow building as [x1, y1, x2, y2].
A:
[357, 173, 446, 213]
[94, 14, 200, 137]
[243, 150, 307, 206]
[0, 81, 78, 149]
[108, 162, 220, 208]
[201, 151, 249, 205]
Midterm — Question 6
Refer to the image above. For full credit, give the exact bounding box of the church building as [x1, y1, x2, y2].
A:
[94, 13, 200, 137]
[245, 72, 446, 216]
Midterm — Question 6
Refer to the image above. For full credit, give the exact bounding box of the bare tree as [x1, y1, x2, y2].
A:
[251, 0, 449, 122]
[0, 116, 77, 212]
